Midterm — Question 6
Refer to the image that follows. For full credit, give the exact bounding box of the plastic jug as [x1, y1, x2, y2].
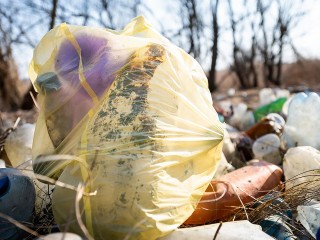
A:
[282, 92, 320, 150]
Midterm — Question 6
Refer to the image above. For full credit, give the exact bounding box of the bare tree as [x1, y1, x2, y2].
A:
[177, 0, 203, 60]
[257, 0, 305, 86]
[208, 0, 219, 92]
[248, 21, 258, 87]
[0, 1, 42, 111]
[0, 26, 20, 111]
[225, 0, 305, 89]
[87, 0, 144, 30]
[50, 0, 59, 29]
[227, 0, 249, 88]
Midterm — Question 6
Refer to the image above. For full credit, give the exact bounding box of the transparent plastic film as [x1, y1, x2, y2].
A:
[29, 16, 224, 240]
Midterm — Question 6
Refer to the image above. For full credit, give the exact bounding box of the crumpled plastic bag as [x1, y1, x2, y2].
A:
[29, 16, 224, 240]
[297, 200, 320, 239]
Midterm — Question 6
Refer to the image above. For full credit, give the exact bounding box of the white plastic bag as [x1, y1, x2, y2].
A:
[283, 146, 320, 189]
[297, 200, 320, 239]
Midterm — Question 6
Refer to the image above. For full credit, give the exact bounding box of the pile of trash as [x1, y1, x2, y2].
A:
[0, 17, 319, 240]
[211, 88, 320, 239]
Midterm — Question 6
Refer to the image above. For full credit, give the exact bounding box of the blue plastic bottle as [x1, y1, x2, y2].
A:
[0, 168, 36, 240]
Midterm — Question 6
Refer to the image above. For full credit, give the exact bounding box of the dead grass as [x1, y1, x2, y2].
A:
[230, 170, 320, 239]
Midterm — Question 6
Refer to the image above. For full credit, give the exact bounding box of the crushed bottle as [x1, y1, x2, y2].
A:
[245, 113, 285, 141]
[254, 97, 287, 122]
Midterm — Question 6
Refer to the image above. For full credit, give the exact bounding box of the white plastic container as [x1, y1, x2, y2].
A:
[228, 103, 248, 130]
[4, 123, 35, 167]
[239, 111, 255, 131]
[158, 220, 274, 240]
[37, 233, 83, 240]
[283, 146, 320, 189]
[282, 92, 320, 150]
[252, 134, 282, 165]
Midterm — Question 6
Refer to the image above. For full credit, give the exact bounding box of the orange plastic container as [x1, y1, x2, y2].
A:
[245, 115, 284, 140]
[184, 160, 282, 225]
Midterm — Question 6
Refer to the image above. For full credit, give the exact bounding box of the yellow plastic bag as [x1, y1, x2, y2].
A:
[30, 16, 224, 240]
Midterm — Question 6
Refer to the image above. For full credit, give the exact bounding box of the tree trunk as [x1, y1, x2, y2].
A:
[208, 0, 219, 92]
[250, 37, 258, 87]
[49, 0, 58, 29]
[275, 25, 286, 86]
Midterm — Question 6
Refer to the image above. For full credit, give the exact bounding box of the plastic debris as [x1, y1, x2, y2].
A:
[214, 153, 235, 178]
[0, 159, 5, 168]
[228, 103, 249, 129]
[0, 168, 36, 240]
[257, 196, 295, 240]
[282, 92, 320, 150]
[297, 200, 320, 239]
[37, 232, 83, 240]
[235, 134, 254, 164]
[1, 9, 315, 238]
[259, 88, 277, 106]
[260, 215, 296, 240]
[29, 16, 224, 240]
[259, 88, 290, 106]
[227, 88, 236, 97]
[222, 128, 236, 161]
[283, 146, 320, 189]
[252, 134, 282, 165]
[246, 113, 285, 140]
[159, 220, 274, 240]
[240, 111, 256, 131]
[216, 101, 233, 118]
[281, 95, 294, 117]
[184, 160, 282, 225]
[254, 97, 287, 122]
[4, 123, 35, 167]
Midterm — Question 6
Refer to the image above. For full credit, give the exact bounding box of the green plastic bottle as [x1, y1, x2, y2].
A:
[254, 97, 287, 121]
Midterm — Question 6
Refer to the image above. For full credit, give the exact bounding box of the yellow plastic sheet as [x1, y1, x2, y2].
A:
[30, 16, 224, 240]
